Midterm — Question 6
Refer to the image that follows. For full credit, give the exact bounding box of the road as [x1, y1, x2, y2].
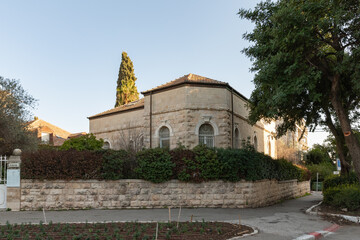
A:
[0, 192, 359, 239]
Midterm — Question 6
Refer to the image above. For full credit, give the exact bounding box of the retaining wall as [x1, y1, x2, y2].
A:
[20, 179, 310, 210]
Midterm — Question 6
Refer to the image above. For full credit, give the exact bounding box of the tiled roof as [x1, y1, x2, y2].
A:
[141, 73, 228, 94]
[27, 119, 71, 139]
[88, 98, 144, 119]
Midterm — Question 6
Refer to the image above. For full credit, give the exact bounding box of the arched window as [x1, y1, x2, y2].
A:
[268, 141, 271, 156]
[103, 141, 110, 150]
[254, 136, 258, 151]
[199, 124, 214, 147]
[159, 126, 170, 148]
[234, 128, 240, 149]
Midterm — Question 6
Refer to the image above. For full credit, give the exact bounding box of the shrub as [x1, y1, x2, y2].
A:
[323, 184, 360, 211]
[305, 145, 332, 165]
[323, 172, 359, 191]
[100, 150, 128, 180]
[170, 146, 196, 182]
[192, 145, 221, 181]
[135, 148, 174, 183]
[216, 148, 243, 182]
[60, 134, 104, 151]
[216, 148, 302, 182]
[306, 162, 335, 181]
[21, 149, 103, 180]
[274, 158, 302, 181]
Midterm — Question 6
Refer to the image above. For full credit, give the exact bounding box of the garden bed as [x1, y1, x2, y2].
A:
[0, 221, 254, 240]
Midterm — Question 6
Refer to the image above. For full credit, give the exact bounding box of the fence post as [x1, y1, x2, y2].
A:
[7, 149, 22, 211]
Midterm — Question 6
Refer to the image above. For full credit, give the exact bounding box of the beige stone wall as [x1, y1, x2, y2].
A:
[89, 84, 279, 152]
[90, 109, 145, 150]
[20, 179, 310, 210]
[6, 188, 20, 211]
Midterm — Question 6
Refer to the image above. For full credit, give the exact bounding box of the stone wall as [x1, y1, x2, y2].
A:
[20, 179, 310, 210]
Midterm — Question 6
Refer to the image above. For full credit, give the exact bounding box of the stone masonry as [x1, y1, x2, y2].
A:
[20, 179, 310, 210]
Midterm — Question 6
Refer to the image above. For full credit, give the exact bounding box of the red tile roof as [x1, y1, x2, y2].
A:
[88, 98, 144, 119]
[141, 73, 228, 94]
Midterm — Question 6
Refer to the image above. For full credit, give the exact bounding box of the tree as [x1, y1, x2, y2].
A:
[60, 134, 104, 151]
[239, 0, 360, 180]
[0, 77, 38, 154]
[115, 52, 139, 107]
[305, 144, 333, 165]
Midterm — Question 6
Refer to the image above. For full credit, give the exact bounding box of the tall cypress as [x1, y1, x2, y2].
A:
[115, 52, 139, 107]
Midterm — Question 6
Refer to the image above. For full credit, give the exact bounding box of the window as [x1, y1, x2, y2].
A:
[199, 124, 214, 147]
[268, 141, 271, 156]
[159, 126, 170, 148]
[234, 128, 240, 149]
[41, 132, 50, 143]
[254, 136, 258, 151]
[103, 141, 110, 150]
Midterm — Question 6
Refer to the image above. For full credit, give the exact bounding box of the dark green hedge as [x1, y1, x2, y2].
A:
[22, 145, 307, 183]
[323, 184, 360, 211]
[323, 172, 359, 191]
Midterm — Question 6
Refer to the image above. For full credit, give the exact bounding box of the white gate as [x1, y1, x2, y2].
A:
[0, 156, 7, 209]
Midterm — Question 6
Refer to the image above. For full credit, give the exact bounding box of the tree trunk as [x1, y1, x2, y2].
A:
[325, 118, 351, 175]
[330, 75, 360, 182]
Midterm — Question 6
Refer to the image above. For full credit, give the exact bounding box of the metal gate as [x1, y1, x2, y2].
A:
[0, 156, 7, 209]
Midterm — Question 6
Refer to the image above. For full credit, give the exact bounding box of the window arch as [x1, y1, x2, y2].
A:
[268, 140, 271, 156]
[103, 141, 111, 150]
[159, 126, 170, 148]
[199, 124, 214, 147]
[234, 128, 240, 149]
[253, 136, 258, 151]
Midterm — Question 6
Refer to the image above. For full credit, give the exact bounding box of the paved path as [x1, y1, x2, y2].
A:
[0, 192, 358, 239]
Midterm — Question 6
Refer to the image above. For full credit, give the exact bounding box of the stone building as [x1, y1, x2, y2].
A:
[28, 118, 71, 146]
[89, 74, 306, 158]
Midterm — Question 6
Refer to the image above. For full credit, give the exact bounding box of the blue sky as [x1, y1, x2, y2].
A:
[0, 0, 326, 146]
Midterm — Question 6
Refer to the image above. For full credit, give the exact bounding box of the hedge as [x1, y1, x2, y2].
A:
[21, 146, 308, 183]
[323, 172, 359, 191]
[323, 184, 360, 211]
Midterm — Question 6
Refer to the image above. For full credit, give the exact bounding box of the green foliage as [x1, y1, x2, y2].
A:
[305, 144, 332, 165]
[0, 77, 38, 155]
[22, 146, 305, 182]
[239, 0, 360, 179]
[192, 145, 221, 181]
[306, 162, 336, 181]
[60, 134, 104, 151]
[135, 148, 174, 183]
[101, 150, 128, 180]
[323, 172, 359, 191]
[115, 52, 139, 107]
[21, 149, 104, 180]
[216, 148, 302, 182]
[323, 184, 360, 211]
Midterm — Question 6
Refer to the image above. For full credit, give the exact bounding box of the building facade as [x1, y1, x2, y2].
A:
[89, 74, 305, 158]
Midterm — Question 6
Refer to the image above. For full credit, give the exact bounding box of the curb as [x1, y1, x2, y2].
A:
[293, 224, 340, 240]
[227, 226, 259, 239]
[306, 201, 360, 224]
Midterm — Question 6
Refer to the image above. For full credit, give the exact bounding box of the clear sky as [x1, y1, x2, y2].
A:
[0, 0, 328, 146]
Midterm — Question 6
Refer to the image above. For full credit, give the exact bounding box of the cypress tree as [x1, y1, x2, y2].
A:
[115, 52, 139, 107]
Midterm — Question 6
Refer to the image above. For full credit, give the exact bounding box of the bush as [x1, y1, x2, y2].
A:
[100, 150, 128, 180]
[60, 134, 104, 151]
[192, 145, 221, 181]
[305, 145, 332, 165]
[323, 172, 359, 191]
[21, 149, 103, 180]
[306, 162, 335, 181]
[323, 184, 360, 211]
[135, 148, 174, 183]
[217, 148, 302, 182]
[22, 145, 305, 183]
[170, 146, 197, 181]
